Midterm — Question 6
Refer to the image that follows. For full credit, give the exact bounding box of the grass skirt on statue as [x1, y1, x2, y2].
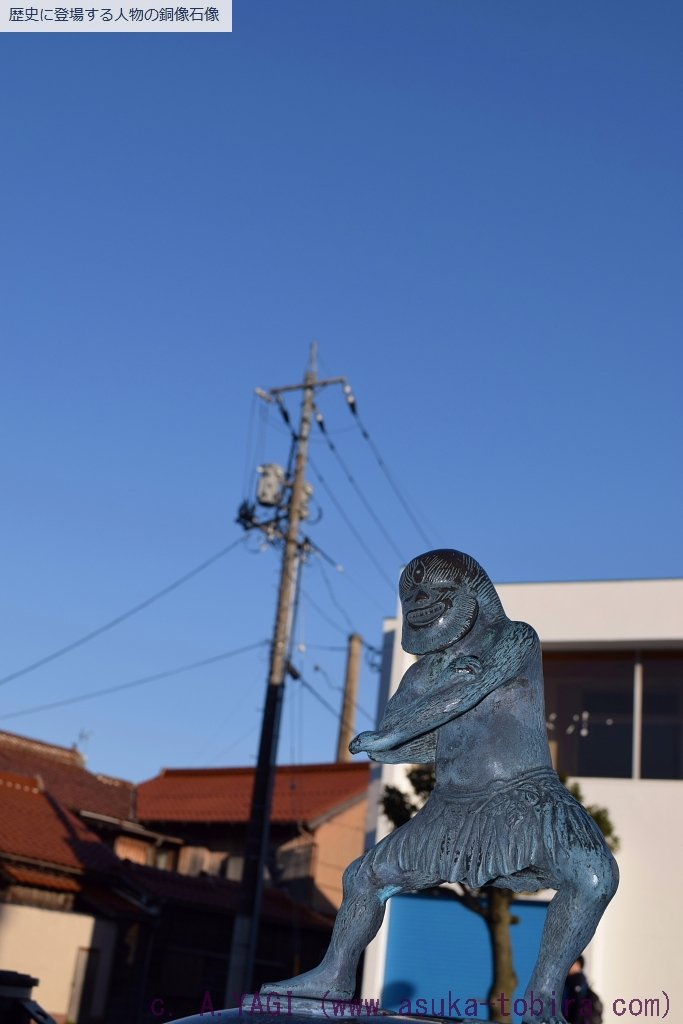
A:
[366, 767, 607, 892]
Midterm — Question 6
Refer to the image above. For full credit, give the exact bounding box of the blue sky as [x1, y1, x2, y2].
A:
[1, 1, 681, 783]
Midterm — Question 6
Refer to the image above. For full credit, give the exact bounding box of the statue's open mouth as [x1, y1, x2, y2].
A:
[406, 602, 446, 627]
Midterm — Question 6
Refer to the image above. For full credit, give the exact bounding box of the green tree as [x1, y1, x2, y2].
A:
[381, 769, 618, 1024]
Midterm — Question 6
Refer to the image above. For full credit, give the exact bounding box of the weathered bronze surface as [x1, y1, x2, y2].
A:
[260, 550, 619, 1024]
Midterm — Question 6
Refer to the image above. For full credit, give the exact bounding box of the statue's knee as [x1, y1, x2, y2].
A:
[601, 852, 619, 902]
[342, 854, 390, 897]
[342, 856, 367, 895]
[577, 852, 619, 903]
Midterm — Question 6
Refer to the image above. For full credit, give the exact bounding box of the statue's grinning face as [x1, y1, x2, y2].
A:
[400, 555, 479, 655]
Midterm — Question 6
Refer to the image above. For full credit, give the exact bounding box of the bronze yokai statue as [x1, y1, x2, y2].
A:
[264, 549, 618, 1024]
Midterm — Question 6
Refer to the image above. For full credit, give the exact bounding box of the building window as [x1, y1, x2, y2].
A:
[641, 654, 683, 780]
[543, 653, 635, 778]
[155, 847, 178, 871]
[543, 650, 683, 780]
[115, 835, 152, 865]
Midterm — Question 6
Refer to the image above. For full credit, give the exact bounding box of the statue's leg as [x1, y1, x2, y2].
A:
[262, 846, 443, 1000]
[521, 844, 618, 1024]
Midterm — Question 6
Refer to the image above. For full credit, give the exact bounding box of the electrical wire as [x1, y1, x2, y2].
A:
[299, 584, 348, 637]
[315, 557, 355, 633]
[0, 537, 246, 689]
[300, 643, 348, 653]
[295, 669, 371, 740]
[311, 548, 395, 643]
[297, 569, 384, 665]
[303, 535, 391, 616]
[303, 537, 340, 572]
[257, 394, 270, 461]
[205, 722, 260, 764]
[242, 391, 258, 498]
[313, 663, 374, 724]
[334, 566, 391, 616]
[314, 406, 406, 564]
[276, 552, 349, 639]
[290, 617, 306, 769]
[191, 644, 270, 761]
[308, 457, 395, 592]
[0, 641, 269, 721]
[274, 396, 396, 596]
[343, 388, 437, 549]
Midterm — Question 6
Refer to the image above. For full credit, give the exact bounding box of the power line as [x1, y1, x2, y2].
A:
[305, 534, 394, 616]
[191, 645, 269, 762]
[278, 386, 427, 584]
[299, 583, 349, 636]
[296, 587, 383, 667]
[313, 663, 374, 724]
[299, 643, 348, 653]
[315, 557, 356, 633]
[0, 537, 246, 689]
[303, 537, 341, 572]
[308, 457, 395, 591]
[207, 723, 260, 764]
[275, 397, 398, 598]
[343, 388, 437, 549]
[314, 407, 406, 564]
[313, 662, 341, 692]
[294, 668, 372, 738]
[276, 553, 350, 641]
[334, 566, 392, 615]
[297, 673, 343, 721]
[309, 542, 390, 617]
[242, 390, 259, 499]
[0, 641, 268, 721]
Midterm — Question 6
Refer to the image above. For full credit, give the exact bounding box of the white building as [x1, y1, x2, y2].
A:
[362, 577, 683, 1021]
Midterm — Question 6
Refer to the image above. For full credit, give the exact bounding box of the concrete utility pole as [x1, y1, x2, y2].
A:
[227, 344, 348, 999]
[336, 633, 363, 763]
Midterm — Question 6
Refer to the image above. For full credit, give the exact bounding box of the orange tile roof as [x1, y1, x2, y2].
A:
[0, 731, 134, 819]
[137, 761, 370, 825]
[1, 863, 82, 893]
[0, 769, 118, 873]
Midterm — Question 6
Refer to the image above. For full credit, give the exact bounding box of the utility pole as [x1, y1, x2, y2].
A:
[336, 633, 363, 763]
[227, 344, 348, 999]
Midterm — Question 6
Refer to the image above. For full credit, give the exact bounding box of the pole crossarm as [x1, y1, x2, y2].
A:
[267, 376, 347, 396]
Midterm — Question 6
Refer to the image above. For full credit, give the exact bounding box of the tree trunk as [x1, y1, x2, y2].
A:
[486, 887, 518, 1024]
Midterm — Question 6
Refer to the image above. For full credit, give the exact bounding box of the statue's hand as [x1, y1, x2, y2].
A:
[349, 730, 392, 755]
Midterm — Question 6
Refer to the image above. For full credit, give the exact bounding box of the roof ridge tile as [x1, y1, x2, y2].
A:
[0, 730, 85, 766]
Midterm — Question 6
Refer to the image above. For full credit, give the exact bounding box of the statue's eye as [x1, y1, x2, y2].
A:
[413, 562, 424, 584]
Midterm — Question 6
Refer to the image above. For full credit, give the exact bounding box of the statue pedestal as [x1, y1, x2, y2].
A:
[167, 1007, 488, 1024]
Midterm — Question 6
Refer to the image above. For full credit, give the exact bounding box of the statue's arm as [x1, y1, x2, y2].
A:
[350, 622, 539, 756]
[363, 733, 437, 764]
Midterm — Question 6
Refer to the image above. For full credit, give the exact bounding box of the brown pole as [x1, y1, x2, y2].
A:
[226, 344, 318, 999]
[336, 633, 362, 762]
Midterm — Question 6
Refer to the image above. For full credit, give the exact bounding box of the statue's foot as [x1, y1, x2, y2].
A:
[260, 966, 354, 1002]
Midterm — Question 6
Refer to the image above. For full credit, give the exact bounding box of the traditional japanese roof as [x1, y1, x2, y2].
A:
[78, 880, 149, 918]
[0, 769, 118, 874]
[0, 863, 82, 893]
[0, 763, 336, 929]
[122, 861, 332, 929]
[137, 761, 371, 826]
[0, 730, 135, 819]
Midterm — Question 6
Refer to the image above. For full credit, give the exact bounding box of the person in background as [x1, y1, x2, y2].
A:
[562, 955, 603, 1024]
